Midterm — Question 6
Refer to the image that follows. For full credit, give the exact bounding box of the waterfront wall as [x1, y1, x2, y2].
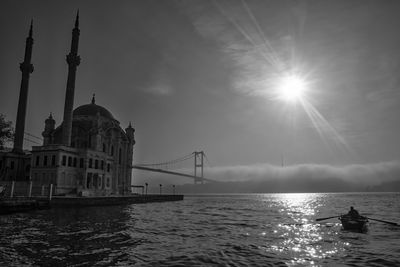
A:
[50, 194, 184, 207]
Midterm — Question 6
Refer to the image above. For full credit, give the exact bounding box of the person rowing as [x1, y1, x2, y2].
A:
[347, 206, 360, 218]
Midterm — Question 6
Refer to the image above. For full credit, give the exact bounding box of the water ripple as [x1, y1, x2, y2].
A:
[0, 193, 399, 266]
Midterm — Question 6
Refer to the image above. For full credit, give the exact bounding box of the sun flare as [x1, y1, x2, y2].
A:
[276, 75, 307, 103]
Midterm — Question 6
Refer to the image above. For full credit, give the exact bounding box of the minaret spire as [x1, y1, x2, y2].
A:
[13, 21, 34, 153]
[75, 10, 79, 28]
[29, 19, 33, 38]
[62, 11, 81, 146]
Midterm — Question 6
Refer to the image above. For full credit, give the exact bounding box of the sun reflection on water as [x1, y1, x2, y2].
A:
[264, 193, 346, 266]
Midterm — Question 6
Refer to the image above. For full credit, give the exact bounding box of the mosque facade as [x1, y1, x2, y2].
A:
[1, 13, 135, 196]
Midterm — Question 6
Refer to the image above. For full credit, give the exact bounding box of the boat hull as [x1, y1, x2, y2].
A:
[339, 215, 368, 232]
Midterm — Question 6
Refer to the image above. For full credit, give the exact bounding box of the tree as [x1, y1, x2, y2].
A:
[0, 114, 14, 148]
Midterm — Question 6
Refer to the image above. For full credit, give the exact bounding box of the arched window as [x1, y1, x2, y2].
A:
[103, 143, 106, 152]
[111, 145, 114, 156]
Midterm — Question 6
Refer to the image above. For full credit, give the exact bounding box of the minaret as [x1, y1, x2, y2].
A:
[62, 11, 81, 146]
[42, 113, 55, 145]
[13, 20, 34, 153]
[125, 122, 136, 145]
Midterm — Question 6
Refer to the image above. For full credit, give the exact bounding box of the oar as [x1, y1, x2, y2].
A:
[316, 215, 340, 222]
[367, 217, 399, 226]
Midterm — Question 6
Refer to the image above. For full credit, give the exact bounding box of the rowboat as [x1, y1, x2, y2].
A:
[339, 215, 368, 232]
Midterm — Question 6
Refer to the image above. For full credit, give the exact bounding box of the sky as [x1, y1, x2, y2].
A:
[2, 0, 400, 188]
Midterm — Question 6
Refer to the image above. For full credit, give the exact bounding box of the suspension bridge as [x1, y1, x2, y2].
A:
[22, 132, 214, 184]
[132, 151, 216, 184]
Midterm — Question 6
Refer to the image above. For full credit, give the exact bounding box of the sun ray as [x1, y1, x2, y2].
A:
[240, 0, 283, 70]
[213, 0, 282, 70]
[300, 98, 351, 152]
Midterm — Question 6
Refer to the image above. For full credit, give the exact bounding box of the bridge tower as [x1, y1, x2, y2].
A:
[194, 151, 204, 184]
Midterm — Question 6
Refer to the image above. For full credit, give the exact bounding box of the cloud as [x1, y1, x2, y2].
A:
[179, 0, 287, 96]
[145, 64, 174, 96]
[206, 161, 400, 186]
[134, 161, 400, 193]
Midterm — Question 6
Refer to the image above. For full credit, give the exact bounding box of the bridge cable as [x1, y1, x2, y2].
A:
[24, 132, 43, 141]
[135, 152, 194, 168]
[203, 152, 213, 168]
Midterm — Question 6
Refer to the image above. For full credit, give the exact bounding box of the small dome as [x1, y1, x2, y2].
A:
[73, 103, 115, 120]
[45, 113, 55, 124]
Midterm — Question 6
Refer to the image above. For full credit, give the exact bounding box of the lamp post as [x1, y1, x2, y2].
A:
[145, 183, 148, 195]
[159, 184, 162, 195]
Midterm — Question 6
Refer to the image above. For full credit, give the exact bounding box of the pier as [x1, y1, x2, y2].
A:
[0, 181, 184, 215]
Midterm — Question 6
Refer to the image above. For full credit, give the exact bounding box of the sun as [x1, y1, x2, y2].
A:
[276, 75, 307, 103]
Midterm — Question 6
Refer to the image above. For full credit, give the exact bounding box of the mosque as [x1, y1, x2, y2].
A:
[0, 13, 136, 196]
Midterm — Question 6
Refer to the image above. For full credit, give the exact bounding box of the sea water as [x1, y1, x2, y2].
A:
[1, 193, 399, 266]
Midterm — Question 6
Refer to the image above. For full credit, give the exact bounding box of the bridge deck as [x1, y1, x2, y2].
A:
[132, 166, 215, 182]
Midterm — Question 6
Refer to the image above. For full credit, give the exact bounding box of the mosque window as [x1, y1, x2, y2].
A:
[98, 175, 102, 188]
[44, 155, 48, 166]
[106, 177, 110, 188]
[36, 156, 40, 166]
[103, 143, 106, 152]
[89, 159, 93, 168]
[51, 173, 55, 184]
[51, 155, 56, 166]
[79, 158, 84, 168]
[95, 159, 98, 169]
[111, 146, 114, 156]
[62, 156, 66, 166]
[101, 160, 104, 170]
[87, 173, 92, 189]
[73, 158, 77, 167]
[107, 163, 110, 172]
[68, 156, 72, 167]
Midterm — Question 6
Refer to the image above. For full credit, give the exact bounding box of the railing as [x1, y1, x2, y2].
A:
[0, 181, 54, 199]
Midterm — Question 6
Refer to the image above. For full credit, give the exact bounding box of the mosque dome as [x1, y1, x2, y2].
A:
[73, 95, 115, 120]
